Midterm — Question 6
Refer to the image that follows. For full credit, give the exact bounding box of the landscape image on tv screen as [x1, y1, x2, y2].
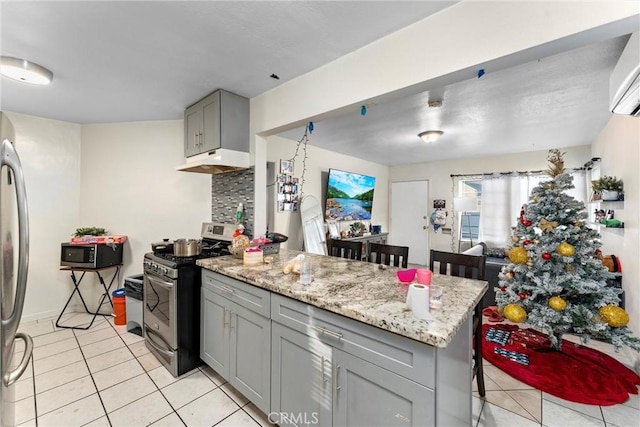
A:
[325, 169, 376, 221]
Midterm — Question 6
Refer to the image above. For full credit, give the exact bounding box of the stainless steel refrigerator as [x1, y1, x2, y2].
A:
[0, 112, 32, 427]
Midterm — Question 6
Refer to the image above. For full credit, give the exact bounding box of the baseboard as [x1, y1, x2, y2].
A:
[20, 304, 85, 324]
[21, 308, 63, 324]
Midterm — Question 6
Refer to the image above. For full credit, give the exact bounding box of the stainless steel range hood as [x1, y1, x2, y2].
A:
[176, 149, 250, 174]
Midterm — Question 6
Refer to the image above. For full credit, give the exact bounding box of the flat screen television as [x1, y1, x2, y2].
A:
[325, 169, 376, 221]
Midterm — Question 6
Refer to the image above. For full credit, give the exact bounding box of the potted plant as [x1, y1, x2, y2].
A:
[592, 176, 623, 201]
[349, 221, 365, 237]
[73, 227, 107, 237]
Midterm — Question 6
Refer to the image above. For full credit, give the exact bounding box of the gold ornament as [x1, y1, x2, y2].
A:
[549, 296, 567, 311]
[533, 195, 540, 202]
[539, 219, 559, 233]
[599, 306, 629, 327]
[505, 271, 514, 280]
[503, 304, 527, 323]
[512, 235, 520, 243]
[557, 242, 576, 257]
[509, 247, 529, 264]
[575, 220, 584, 227]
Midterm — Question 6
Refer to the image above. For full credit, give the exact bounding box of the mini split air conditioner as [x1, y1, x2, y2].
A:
[610, 32, 640, 117]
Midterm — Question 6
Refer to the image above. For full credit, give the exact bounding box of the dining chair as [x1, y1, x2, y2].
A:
[369, 243, 409, 268]
[429, 249, 487, 397]
[328, 239, 363, 260]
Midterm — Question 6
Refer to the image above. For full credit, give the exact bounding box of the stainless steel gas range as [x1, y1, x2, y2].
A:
[143, 222, 235, 377]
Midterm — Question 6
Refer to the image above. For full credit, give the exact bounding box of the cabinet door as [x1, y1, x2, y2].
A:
[201, 92, 221, 152]
[229, 302, 271, 415]
[271, 322, 332, 427]
[200, 287, 230, 378]
[184, 104, 203, 157]
[333, 350, 434, 427]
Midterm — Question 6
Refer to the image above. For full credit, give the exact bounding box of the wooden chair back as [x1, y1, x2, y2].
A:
[369, 243, 409, 268]
[429, 249, 487, 397]
[329, 239, 363, 260]
[429, 250, 486, 280]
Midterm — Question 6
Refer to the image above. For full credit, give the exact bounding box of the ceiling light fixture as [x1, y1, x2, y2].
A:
[418, 130, 443, 143]
[0, 56, 53, 85]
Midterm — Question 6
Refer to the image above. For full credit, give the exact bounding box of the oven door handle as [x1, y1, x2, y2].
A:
[147, 275, 174, 291]
[144, 326, 174, 358]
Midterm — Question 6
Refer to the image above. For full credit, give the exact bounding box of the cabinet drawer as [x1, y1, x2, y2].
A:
[202, 270, 270, 317]
[271, 294, 435, 388]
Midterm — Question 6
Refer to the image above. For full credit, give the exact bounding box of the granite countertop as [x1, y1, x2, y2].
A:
[197, 250, 487, 348]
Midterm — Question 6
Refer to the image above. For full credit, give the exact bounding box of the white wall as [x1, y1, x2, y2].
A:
[390, 146, 591, 252]
[79, 121, 211, 301]
[266, 135, 389, 251]
[5, 112, 82, 321]
[7, 115, 212, 321]
[591, 114, 640, 369]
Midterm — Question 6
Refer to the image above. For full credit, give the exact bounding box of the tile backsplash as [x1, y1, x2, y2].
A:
[211, 167, 255, 237]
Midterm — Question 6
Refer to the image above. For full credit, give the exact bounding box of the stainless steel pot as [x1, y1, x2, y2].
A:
[174, 239, 201, 257]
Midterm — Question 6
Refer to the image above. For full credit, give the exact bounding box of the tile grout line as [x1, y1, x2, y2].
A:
[70, 320, 113, 427]
[30, 344, 39, 427]
[105, 320, 189, 426]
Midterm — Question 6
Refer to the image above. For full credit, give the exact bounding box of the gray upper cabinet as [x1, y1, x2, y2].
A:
[184, 89, 249, 157]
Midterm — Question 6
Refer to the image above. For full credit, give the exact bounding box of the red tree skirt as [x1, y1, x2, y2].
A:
[482, 324, 640, 406]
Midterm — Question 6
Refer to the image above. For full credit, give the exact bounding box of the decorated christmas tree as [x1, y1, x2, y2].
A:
[495, 149, 640, 352]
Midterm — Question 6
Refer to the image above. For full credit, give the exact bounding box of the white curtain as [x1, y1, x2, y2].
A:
[479, 171, 586, 248]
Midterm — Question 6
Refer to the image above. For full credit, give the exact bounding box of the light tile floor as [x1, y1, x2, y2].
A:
[11, 313, 640, 426]
[13, 313, 271, 427]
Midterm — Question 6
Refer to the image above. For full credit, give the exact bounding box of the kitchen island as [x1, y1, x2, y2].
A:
[197, 250, 487, 426]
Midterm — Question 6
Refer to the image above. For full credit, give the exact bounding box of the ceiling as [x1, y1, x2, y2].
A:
[278, 35, 631, 165]
[0, 1, 455, 124]
[0, 1, 633, 166]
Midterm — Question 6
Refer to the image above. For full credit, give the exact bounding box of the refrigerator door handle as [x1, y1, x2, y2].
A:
[3, 332, 33, 387]
[0, 139, 29, 337]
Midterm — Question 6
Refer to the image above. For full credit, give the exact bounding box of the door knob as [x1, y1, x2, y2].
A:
[423, 226, 427, 230]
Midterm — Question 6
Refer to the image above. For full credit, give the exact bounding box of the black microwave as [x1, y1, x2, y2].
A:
[60, 243, 123, 269]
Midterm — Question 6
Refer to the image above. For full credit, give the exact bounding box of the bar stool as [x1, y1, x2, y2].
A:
[328, 239, 363, 260]
[429, 249, 486, 397]
[368, 243, 409, 268]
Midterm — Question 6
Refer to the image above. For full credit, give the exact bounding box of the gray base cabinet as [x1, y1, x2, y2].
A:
[200, 272, 271, 414]
[332, 349, 434, 426]
[271, 322, 332, 427]
[229, 302, 271, 413]
[201, 287, 229, 376]
[201, 270, 472, 426]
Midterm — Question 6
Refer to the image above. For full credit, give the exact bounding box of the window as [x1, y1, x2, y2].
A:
[459, 180, 481, 243]
[461, 212, 480, 241]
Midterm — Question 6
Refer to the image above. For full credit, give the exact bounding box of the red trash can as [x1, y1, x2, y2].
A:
[112, 288, 126, 325]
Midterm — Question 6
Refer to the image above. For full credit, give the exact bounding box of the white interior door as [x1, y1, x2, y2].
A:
[390, 181, 429, 265]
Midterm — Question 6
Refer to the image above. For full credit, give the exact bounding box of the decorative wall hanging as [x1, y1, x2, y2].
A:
[277, 174, 299, 212]
[280, 159, 294, 175]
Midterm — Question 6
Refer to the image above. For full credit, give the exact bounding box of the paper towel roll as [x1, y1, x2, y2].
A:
[406, 284, 434, 321]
